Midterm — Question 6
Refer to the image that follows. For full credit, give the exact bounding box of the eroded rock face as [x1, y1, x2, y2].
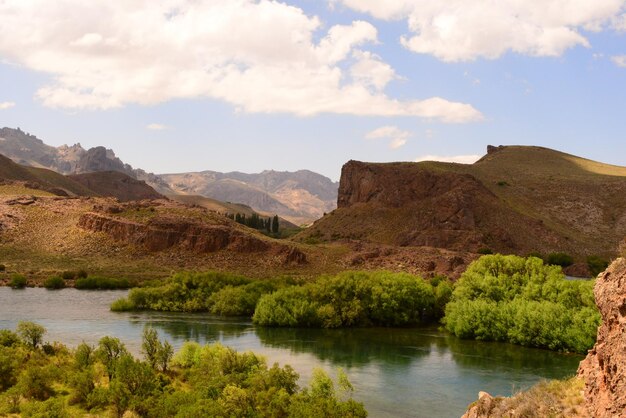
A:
[578, 257, 626, 417]
[77, 212, 307, 265]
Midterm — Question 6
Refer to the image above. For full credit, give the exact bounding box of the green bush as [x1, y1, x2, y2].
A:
[75, 277, 132, 290]
[477, 248, 493, 255]
[545, 252, 574, 267]
[43, 276, 65, 290]
[76, 269, 88, 279]
[61, 271, 76, 280]
[9, 274, 27, 289]
[253, 271, 437, 328]
[443, 254, 600, 353]
[110, 298, 136, 312]
[587, 255, 609, 277]
[110, 271, 273, 313]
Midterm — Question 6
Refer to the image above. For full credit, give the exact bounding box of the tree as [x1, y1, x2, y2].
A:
[96, 336, 128, 381]
[157, 341, 174, 372]
[17, 321, 46, 349]
[142, 327, 159, 369]
[272, 215, 279, 233]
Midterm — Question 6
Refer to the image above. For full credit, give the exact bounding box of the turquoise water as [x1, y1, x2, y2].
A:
[0, 287, 583, 417]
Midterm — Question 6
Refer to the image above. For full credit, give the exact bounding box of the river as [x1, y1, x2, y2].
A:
[0, 287, 582, 417]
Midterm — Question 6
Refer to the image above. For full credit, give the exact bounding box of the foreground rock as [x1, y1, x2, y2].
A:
[578, 257, 626, 417]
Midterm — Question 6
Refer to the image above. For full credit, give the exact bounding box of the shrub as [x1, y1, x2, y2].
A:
[587, 255, 609, 277]
[9, 274, 27, 289]
[253, 271, 437, 328]
[61, 271, 76, 280]
[76, 269, 88, 279]
[110, 298, 136, 312]
[0, 264, 5, 272]
[0, 330, 20, 347]
[545, 252, 574, 267]
[443, 254, 600, 353]
[477, 247, 493, 255]
[43, 276, 65, 289]
[75, 277, 131, 290]
[17, 321, 46, 349]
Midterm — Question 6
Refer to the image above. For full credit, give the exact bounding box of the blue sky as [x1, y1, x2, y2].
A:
[1, 0, 626, 181]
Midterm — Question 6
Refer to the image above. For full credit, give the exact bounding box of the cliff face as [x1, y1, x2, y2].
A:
[300, 148, 626, 260]
[578, 257, 626, 417]
[304, 159, 564, 255]
[77, 208, 306, 264]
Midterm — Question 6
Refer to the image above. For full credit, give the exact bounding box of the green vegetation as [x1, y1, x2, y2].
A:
[253, 271, 449, 328]
[111, 271, 281, 315]
[9, 273, 27, 289]
[0, 323, 366, 417]
[443, 255, 600, 353]
[43, 276, 65, 289]
[112, 271, 451, 329]
[587, 255, 609, 277]
[545, 252, 574, 268]
[75, 277, 133, 290]
[16, 321, 46, 349]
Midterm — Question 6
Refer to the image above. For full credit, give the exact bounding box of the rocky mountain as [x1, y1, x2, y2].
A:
[0, 127, 337, 223]
[298, 145, 626, 260]
[0, 127, 176, 193]
[159, 170, 339, 225]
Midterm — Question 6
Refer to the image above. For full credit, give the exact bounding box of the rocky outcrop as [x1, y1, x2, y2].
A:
[578, 257, 626, 417]
[74, 146, 135, 177]
[78, 212, 307, 265]
[305, 159, 564, 254]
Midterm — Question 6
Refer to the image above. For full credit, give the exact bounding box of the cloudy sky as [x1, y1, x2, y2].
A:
[1, 0, 626, 180]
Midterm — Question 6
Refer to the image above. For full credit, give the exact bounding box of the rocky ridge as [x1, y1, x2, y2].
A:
[300, 147, 626, 260]
[578, 257, 626, 417]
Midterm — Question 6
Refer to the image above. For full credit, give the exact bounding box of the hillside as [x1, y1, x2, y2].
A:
[168, 194, 299, 230]
[297, 146, 626, 260]
[160, 169, 338, 225]
[0, 154, 95, 197]
[68, 171, 164, 202]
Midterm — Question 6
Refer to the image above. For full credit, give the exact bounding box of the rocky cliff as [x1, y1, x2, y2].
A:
[578, 257, 626, 417]
[77, 202, 306, 264]
[300, 147, 626, 260]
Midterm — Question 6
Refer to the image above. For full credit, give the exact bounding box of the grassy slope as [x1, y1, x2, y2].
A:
[0, 192, 346, 283]
[0, 154, 95, 196]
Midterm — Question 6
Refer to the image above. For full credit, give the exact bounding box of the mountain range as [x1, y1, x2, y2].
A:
[0, 127, 337, 224]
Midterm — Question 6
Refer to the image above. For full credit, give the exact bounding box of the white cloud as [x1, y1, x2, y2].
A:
[611, 55, 626, 67]
[414, 154, 481, 164]
[333, 0, 625, 61]
[365, 125, 410, 149]
[0, 101, 16, 110]
[0, 0, 482, 123]
[146, 123, 168, 131]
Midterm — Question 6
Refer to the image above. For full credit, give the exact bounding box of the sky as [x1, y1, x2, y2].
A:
[1, 0, 626, 181]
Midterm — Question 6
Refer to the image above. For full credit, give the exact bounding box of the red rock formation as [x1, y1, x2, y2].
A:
[578, 257, 626, 417]
[78, 212, 307, 265]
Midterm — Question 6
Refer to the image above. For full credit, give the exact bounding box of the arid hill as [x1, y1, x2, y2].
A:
[298, 146, 626, 260]
[68, 171, 164, 202]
